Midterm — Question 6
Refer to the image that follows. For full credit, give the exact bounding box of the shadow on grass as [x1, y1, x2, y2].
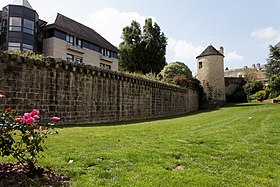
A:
[56, 102, 265, 128]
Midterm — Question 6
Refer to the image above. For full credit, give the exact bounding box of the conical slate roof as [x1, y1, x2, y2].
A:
[11, 0, 33, 9]
[196, 45, 224, 59]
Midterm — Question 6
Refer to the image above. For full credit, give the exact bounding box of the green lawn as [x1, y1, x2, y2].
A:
[1, 103, 280, 186]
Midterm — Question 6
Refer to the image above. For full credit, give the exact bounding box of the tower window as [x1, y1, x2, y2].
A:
[23, 19, 34, 35]
[8, 42, 21, 51]
[9, 17, 22, 32]
[199, 61, 202, 69]
[23, 43, 33, 52]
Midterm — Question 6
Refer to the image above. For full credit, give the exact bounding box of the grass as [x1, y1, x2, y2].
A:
[1, 103, 280, 186]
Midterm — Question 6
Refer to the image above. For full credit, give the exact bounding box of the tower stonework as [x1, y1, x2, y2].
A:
[196, 45, 226, 107]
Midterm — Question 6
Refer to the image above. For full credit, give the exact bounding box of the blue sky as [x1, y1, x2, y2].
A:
[1, 0, 280, 73]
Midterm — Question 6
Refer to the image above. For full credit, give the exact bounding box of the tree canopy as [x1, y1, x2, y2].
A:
[266, 45, 280, 77]
[158, 61, 193, 83]
[119, 18, 167, 74]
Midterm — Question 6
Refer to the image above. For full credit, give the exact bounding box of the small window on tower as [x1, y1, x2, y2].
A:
[199, 61, 202, 69]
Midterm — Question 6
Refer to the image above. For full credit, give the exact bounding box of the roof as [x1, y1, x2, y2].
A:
[276, 42, 280, 48]
[43, 13, 119, 53]
[196, 45, 224, 59]
[11, 0, 33, 9]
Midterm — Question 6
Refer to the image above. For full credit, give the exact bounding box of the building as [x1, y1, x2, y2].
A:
[0, 0, 119, 71]
[224, 63, 268, 83]
[196, 45, 226, 106]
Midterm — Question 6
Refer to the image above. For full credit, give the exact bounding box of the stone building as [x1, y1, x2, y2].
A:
[196, 45, 226, 106]
[0, 0, 119, 71]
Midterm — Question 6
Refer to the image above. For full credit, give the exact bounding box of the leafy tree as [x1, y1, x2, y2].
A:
[266, 45, 280, 77]
[243, 81, 263, 100]
[119, 18, 167, 74]
[267, 75, 280, 98]
[243, 68, 258, 82]
[158, 61, 192, 83]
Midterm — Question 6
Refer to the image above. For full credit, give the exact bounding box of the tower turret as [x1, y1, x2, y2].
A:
[196, 45, 226, 106]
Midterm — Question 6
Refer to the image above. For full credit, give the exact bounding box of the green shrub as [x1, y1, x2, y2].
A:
[243, 81, 263, 100]
[252, 90, 268, 101]
[267, 75, 280, 98]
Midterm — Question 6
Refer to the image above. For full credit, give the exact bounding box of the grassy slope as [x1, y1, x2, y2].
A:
[2, 103, 280, 186]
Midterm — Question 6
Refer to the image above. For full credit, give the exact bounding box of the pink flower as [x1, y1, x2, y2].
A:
[51, 117, 60, 121]
[5, 108, 11, 112]
[33, 115, 40, 120]
[25, 117, 35, 125]
[31, 109, 40, 116]
[24, 113, 31, 117]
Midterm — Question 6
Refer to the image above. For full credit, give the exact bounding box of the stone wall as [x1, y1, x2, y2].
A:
[0, 52, 199, 124]
[225, 77, 246, 96]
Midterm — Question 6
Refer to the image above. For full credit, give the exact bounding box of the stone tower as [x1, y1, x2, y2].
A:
[196, 45, 226, 106]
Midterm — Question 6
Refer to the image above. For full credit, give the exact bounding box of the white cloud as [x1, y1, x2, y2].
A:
[167, 38, 204, 72]
[251, 26, 280, 43]
[225, 51, 244, 61]
[83, 8, 154, 47]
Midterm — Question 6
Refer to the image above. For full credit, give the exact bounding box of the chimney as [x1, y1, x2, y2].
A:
[252, 63, 256, 70]
[256, 63, 261, 71]
[219, 46, 224, 55]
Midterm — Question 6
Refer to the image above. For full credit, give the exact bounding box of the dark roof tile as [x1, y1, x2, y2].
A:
[43, 13, 118, 52]
[196, 45, 224, 59]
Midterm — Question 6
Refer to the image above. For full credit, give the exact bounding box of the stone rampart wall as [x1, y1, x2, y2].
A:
[0, 52, 199, 124]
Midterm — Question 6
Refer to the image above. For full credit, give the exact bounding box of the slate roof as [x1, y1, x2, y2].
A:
[11, 0, 33, 9]
[196, 45, 224, 59]
[43, 13, 118, 52]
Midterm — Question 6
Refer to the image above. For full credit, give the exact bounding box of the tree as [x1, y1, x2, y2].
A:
[119, 18, 167, 74]
[243, 68, 258, 82]
[243, 81, 263, 100]
[158, 61, 192, 83]
[266, 45, 280, 77]
[267, 75, 280, 98]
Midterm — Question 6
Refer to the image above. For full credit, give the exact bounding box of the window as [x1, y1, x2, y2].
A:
[100, 63, 111, 70]
[111, 52, 118, 59]
[66, 53, 74, 61]
[199, 62, 202, 69]
[8, 42, 21, 51]
[76, 39, 82, 48]
[23, 19, 34, 35]
[101, 48, 111, 57]
[9, 17, 21, 32]
[22, 43, 33, 52]
[75, 56, 83, 64]
[66, 34, 74, 45]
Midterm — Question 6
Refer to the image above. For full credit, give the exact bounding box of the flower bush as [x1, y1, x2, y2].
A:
[0, 106, 59, 176]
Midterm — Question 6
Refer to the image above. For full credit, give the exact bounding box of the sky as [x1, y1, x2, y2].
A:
[1, 0, 280, 74]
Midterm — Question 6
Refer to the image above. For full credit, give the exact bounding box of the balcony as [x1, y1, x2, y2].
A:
[66, 44, 86, 54]
[100, 55, 113, 63]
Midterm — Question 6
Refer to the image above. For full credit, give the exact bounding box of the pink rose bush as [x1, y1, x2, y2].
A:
[0, 107, 59, 176]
